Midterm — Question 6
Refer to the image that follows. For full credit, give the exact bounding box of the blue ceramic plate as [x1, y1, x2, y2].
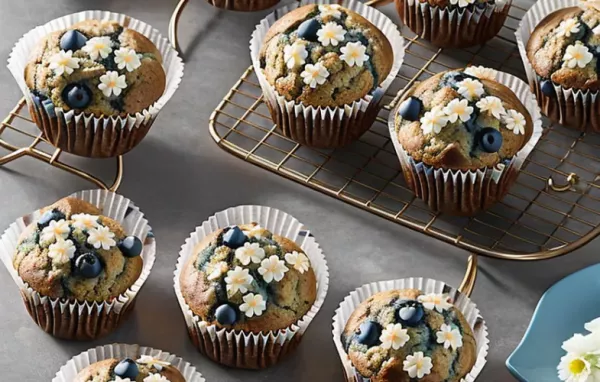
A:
[506, 263, 600, 381]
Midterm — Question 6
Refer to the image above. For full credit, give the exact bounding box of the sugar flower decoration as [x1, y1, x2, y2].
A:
[114, 47, 142, 72]
[284, 42, 308, 69]
[48, 238, 76, 265]
[87, 225, 116, 250]
[71, 213, 99, 230]
[449, 0, 475, 7]
[340, 42, 369, 68]
[443, 99, 473, 123]
[436, 324, 463, 350]
[258, 255, 289, 283]
[82, 36, 113, 61]
[417, 293, 453, 313]
[41, 219, 70, 242]
[98, 71, 127, 97]
[503, 109, 526, 135]
[301, 62, 330, 88]
[114, 378, 133, 382]
[563, 43, 594, 69]
[214, 245, 231, 258]
[240, 292, 267, 318]
[403, 352, 433, 379]
[594, 25, 600, 35]
[457, 78, 485, 101]
[49, 50, 80, 76]
[319, 4, 342, 18]
[242, 225, 264, 239]
[143, 374, 169, 382]
[464, 66, 497, 80]
[420, 106, 449, 135]
[380, 323, 410, 350]
[137, 355, 170, 371]
[317, 22, 346, 47]
[557, 18, 581, 38]
[207, 261, 229, 281]
[284, 251, 310, 274]
[476, 96, 506, 119]
[235, 242, 265, 265]
[558, 353, 593, 382]
[224, 266, 253, 296]
[580, 0, 600, 12]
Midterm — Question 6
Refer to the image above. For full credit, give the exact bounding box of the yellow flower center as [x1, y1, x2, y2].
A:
[248, 299, 257, 307]
[58, 58, 69, 66]
[311, 71, 319, 79]
[445, 332, 454, 341]
[572, 51, 583, 60]
[416, 359, 423, 368]
[569, 359, 586, 375]
[94, 43, 105, 50]
[324, 30, 335, 39]
[108, 80, 116, 88]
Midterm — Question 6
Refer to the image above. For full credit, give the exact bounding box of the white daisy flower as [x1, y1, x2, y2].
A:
[41, 219, 70, 242]
[284, 42, 308, 69]
[317, 22, 346, 47]
[556, 18, 581, 38]
[301, 62, 330, 88]
[563, 43, 594, 69]
[49, 50, 80, 76]
[340, 42, 369, 68]
[48, 238, 76, 265]
[258, 255, 289, 283]
[239, 292, 267, 318]
[71, 213, 99, 230]
[224, 266, 253, 296]
[114, 47, 142, 72]
[136, 355, 170, 371]
[417, 293, 453, 313]
[443, 99, 474, 123]
[284, 251, 310, 274]
[558, 353, 592, 382]
[87, 225, 116, 250]
[319, 4, 342, 18]
[562, 333, 600, 355]
[143, 374, 169, 382]
[585, 318, 600, 333]
[82, 36, 113, 61]
[207, 261, 229, 281]
[476, 96, 506, 119]
[464, 66, 497, 80]
[235, 242, 265, 265]
[403, 352, 434, 379]
[436, 324, 463, 350]
[98, 71, 127, 98]
[379, 323, 410, 350]
[456, 78, 485, 101]
[420, 106, 449, 135]
[503, 109, 526, 135]
[449, 0, 475, 7]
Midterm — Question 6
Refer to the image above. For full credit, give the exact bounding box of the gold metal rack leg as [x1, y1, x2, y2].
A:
[169, 0, 189, 58]
[458, 255, 478, 298]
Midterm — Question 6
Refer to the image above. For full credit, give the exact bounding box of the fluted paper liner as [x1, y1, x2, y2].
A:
[516, 0, 600, 131]
[389, 71, 543, 216]
[0, 189, 156, 340]
[206, 0, 280, 11]
[396, 0, 512, 48]
[53, 343, 205, 382]
[332, 277, 489, 381]
[8, 10, 184, 158]
[174, 205, 329, 369]
[250, 0, 405, 148]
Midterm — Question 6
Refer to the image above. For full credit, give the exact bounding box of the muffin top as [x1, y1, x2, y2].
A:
[25, 20, 166, 117]
[342, 289, 477, 382]
[180, 223, 317, 333]
[259, 4, 393, 107]
[395, 67, 532, 170]
[74, 356, 184, 382]
[527, 3, 600, 91]
[13, 197, 144, 302]
[422, 0, 502, 10]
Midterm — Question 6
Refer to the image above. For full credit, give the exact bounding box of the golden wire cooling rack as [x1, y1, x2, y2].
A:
[209, 0, 600, 262]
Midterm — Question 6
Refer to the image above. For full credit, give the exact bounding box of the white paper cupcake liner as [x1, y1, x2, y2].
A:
[174, 205, 329, 369]
[332, 278, 489, 382]
[0, 189, 156, 340]
[515, 0, 600, 131]
[7, 10, 184, 158]
[388, 70, 543, 216]
[397, 0, 512, 48]
[52, 343, 205, 382]
[250, 0, 405, 148]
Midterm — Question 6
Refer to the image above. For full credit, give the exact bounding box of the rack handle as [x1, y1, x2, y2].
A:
[458, 255, 477, 298]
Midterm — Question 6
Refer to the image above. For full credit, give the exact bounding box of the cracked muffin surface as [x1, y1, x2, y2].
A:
[180, 223, 317, 333]
[74, 357, 185, 382]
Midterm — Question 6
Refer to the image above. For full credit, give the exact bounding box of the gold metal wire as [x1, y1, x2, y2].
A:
[169, 0, 189, 56]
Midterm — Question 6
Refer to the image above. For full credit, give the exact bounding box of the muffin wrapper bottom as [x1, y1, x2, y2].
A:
[8, 10, 184, 158]
[206, 0, 280, 11]
[397, 0, 512, 48]
[52, 343, 205, 382]
[389, 71, 543, 216]
[0, 189, 156, 340]
[249, 0, 405, 148]
[516, 0, 600, 131]
[332, 277, 489, 382]
[173, 205, 329, 369]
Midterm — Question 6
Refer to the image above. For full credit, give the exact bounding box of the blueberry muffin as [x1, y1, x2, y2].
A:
[13, 197, 144, 301]
[74, 356, 185, 382]
[179, 223, 317, 333]
[25, 20, 166, 117]
[342, 289, 477, 382]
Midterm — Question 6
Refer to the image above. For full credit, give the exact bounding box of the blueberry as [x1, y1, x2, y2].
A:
[356, 321, 381, 347]
[62, 84, 92, 109]
[540, 80, 556, 98]
[60, 30, 87, 52]
[114, 358, 139, 379]
[397, 303, 424, 327]
[479, 127, 503, 153]
[297, 19, 321, 41]
[215, 304, 237, 326]
[398, 97, 422, 122]
[464, 111, 480, 133]
[118, 236, 143, 258]
[74, 253, 103, 278]
[37, 209, 65, 228]
[222, 226, 247, 249]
